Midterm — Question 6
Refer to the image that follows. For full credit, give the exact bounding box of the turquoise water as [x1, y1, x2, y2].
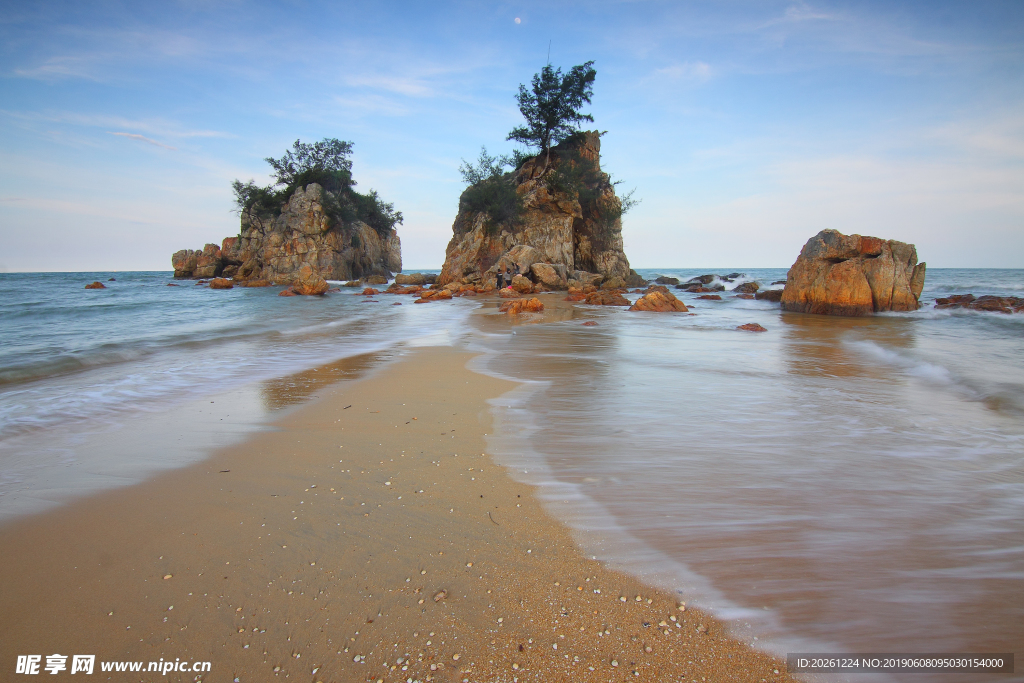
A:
[1, 268, 1022, 680]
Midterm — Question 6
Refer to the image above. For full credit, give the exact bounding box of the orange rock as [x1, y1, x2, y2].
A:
[238, 279, 272, 287]
[498, 288, 521, 299]
[278, 289, 298, 297]
[629, 290, 688, 312]
[84, 282, 106, 289]
[737, 323, 767, 332]
[414, 289, 453, 303]
[511, 275, 534, 294]
[696, 294, 722, 300]
[209, 278, 234, 289]
[360, 287, 380, 295]
[582, 320, 599, 326]
[584, 291, 631, 306]
[781, 229, 925, 316]
[498, 297, 544, 315]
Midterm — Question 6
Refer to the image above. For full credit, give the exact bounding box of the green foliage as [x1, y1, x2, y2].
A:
[546, 141, 640, 235]
[507, 61, 597, 165]
[265, 139, 354, 188]
[458, 147, 521, 233]
[231, 138, 402, 239]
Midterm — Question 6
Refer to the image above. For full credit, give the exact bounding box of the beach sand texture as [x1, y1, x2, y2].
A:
[0, 344, 793, 682]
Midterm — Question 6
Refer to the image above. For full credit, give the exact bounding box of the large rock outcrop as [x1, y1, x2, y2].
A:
[172, 183, 401, 283]
[781, 229, 926, 316]
[438, 132, 642, 289]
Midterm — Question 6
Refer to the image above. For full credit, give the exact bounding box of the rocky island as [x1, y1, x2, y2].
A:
[438, 132, 643, 290]
[172, 139, 402, 289]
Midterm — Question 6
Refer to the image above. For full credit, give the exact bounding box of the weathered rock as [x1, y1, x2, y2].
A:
[755, 289, 783, 302]
[360, 287, 380, 295]
[511, 274, 534, 294]
[438, 132, 636, 287]
[365, 275, 388, 285]
[781, 229, 926, 316]
[697, 294, 722, 300]
[530, 262, 568, 289]
[414, 289, 453, 303]
[171, 183, 401, 285]
[935, 294, 1024, 314]
[737, 323, 767, 332]
[209, 278, 234, 289]
[498, 297, 545, 315]
[290, 264, 329, 296]
[278, 289, 298, 297]
[238, 279, 271, 287]
[581, 320, 599, 326]
[601, 276, 626, 290]
[386, 283, 423, 295]
[655, 276, 680, 285]
[584, 291, 631, 306]
[571, 270, 604, 288]
[629, 290, 689, 312]
[84, 281, 106, 289]
[194, 243, 223, 279]
[172, 249, 200, 279]
[734, 282, 760, 294]
[734, 294, 754, 299]
[687, 275, 717, 285]
[395, 273, 427, 286]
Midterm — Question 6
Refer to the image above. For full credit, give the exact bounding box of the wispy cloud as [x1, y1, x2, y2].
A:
[653, 61, 713, 81]
[108, 132, 176, 150]
[1, 109, 231, 140]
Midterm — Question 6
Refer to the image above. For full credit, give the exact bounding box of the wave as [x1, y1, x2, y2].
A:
[845, 339, 1024, 415]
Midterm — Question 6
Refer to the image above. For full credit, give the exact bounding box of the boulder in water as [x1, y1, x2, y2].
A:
[781, 229, 926, 316]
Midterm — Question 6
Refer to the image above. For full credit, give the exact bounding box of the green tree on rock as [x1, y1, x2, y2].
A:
[507, 60, 597, 175]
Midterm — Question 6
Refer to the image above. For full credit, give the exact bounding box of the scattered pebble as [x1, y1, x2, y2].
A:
[163, 574, 172, 580]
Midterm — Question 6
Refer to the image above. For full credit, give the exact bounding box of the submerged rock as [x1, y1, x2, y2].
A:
[737, 323, 767, 332]
[584, 290, 631, 306]
[498, 297, 544, 315]
[755, 290, 783, 302]
[781, 229, 926, 316]
[935, 294, 1024, 314]
[209, 278, 234, 289]
[84, 281, 106, 289]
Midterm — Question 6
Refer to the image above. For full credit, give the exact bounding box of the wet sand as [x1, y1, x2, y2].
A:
[0, 339, 794, 682]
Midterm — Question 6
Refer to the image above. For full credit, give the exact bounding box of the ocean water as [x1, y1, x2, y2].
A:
[1, 268, 1022, 681]
[472, 267, 1024, 682]
[0, 272, 471, 518]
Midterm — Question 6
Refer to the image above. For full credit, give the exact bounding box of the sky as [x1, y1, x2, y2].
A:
[1, 0, 1022, 272]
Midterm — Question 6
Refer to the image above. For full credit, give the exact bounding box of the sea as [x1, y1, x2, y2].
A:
[1, 268, 1021, 682]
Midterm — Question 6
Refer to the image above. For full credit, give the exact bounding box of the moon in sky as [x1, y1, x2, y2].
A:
[514, 17, 521, 24]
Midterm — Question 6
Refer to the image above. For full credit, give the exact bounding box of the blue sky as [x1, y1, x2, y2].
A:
[1, 0, 1022, 271]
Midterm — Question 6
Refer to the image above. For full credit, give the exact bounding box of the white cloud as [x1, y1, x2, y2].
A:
[108, 132, 177, 150]
[653, 61, 713, 81]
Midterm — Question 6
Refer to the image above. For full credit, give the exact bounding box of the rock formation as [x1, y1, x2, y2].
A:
[935, 294, 1024, 314]
[438, 132, 643, 290]
[781, 229, 926, 316]
[172, 183, 401, 284]
[629, 287, 688, 312]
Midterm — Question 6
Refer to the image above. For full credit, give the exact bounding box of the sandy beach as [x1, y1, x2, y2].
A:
[0, 334, 795, 682]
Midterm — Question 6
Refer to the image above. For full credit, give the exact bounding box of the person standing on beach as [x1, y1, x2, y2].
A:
[497, 262, 508, 289]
